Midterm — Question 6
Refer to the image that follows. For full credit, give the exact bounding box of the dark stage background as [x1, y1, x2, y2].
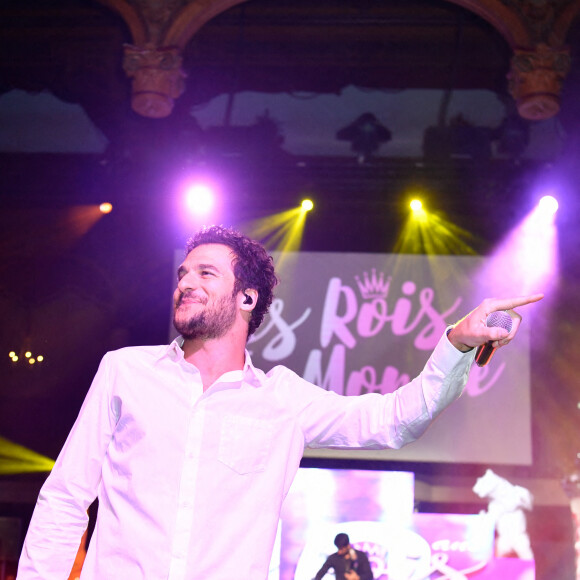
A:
[2, 1, 580, 578]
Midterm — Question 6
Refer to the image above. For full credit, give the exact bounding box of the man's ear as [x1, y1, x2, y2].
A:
[240, 288, 258, 311]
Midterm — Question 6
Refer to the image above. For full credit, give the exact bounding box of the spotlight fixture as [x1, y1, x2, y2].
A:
[538, 195, 559, 216]
[410, 199, 423, 211]
[492, 114, 530, 159]
[301, 199, 314, 212]
[423, 114, 492, 162]
[336, 112, 392, 164]
[99, 202, 113, 214]
[184, 182, 216, 217]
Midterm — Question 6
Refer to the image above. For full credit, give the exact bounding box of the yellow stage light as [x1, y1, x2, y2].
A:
[394, 206, 476, 256]
[9, 349, 45, 365]
[99, 202, 113, 214]
[243, 201, 314, 270]
[410, 199, 423, 211]
[0, 436, 55, 475]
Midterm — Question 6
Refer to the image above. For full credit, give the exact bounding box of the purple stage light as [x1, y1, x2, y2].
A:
[474, 197, 559, 302]
[538, 195, 559, 216]
[184, 182, 216, 216]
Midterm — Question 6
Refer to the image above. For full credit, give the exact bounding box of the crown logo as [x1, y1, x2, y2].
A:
[355, 269, 391, 299]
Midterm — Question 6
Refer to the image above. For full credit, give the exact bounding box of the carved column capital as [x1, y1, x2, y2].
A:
[122, 45, 186, 118]
[508, 42, 571, 120]
[98, 0, 246, 117]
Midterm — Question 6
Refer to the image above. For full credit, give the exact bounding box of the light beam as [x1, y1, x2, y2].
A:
[0, 436, 55, 475]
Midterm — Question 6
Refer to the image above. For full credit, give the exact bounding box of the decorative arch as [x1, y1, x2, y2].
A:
[443, 0, 580, 118]
[96, 0, 580, 119]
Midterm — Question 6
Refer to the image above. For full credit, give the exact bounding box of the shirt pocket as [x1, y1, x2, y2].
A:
[218, 414, 274, 475]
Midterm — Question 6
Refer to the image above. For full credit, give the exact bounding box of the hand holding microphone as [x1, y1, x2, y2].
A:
[475, 310, 513, 367]
[447, 294, 544, 362]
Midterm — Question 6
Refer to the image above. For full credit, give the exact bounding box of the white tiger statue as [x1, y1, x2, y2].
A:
[473, 468, 534, 560]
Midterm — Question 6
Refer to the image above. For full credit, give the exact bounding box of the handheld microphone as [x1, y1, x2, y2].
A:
[475, 310, 513, 367]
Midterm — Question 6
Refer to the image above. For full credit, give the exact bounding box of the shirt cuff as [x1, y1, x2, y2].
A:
[445, 325, 475, 354]
[439, 326, 476, 364]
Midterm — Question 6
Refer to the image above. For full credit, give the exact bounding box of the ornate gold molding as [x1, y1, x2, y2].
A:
[448, 0, 580, 119]
[508, 42, 571, 119]
[97, 0, 246, 117]
[122, 45, 186, 118]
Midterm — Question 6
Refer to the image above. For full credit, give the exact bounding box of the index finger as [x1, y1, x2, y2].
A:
[484, 293, 544, 314]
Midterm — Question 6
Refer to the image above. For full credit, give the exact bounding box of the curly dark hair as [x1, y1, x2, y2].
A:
[185, 225, 278, 337]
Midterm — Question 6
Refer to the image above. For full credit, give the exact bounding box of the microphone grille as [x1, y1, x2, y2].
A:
[486, 310, 513, 333]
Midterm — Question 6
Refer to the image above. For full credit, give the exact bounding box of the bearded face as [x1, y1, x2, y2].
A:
[173, 288, 238, 341]
[172, 243, 247, 342]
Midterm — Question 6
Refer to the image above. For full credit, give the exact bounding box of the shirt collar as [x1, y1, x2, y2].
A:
[241, 349, 264, 387]
[154, 336, 185, 364]
[155, 336, 265, 387]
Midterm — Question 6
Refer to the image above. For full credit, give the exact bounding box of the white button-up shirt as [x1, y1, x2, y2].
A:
[17, 332, 473, 579]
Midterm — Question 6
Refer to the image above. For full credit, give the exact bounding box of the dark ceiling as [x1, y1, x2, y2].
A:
[0, 0, 513, 129]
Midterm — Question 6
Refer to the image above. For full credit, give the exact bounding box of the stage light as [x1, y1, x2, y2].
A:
[395, 204, 475, 255]
[408, 197, 427, 225]
[474, 191, 559, 303]
[336, 112, 392, 164]
[0, 436, 55, 475]
[184, 183, 215, 216]
[538, 195, 559, 216]
[9, 349, 45, 365]
[243, 201, 314, 270]
[99, 202, 113, 214]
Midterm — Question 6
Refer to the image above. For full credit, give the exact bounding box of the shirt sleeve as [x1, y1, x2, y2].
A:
[17, 353, 118, 579]
[297, 330, 475, 450]
[314, 555, 334, 580]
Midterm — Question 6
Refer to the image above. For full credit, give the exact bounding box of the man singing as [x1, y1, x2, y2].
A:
[314, 533, 374, 580]
[17, 225, 542, 579]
